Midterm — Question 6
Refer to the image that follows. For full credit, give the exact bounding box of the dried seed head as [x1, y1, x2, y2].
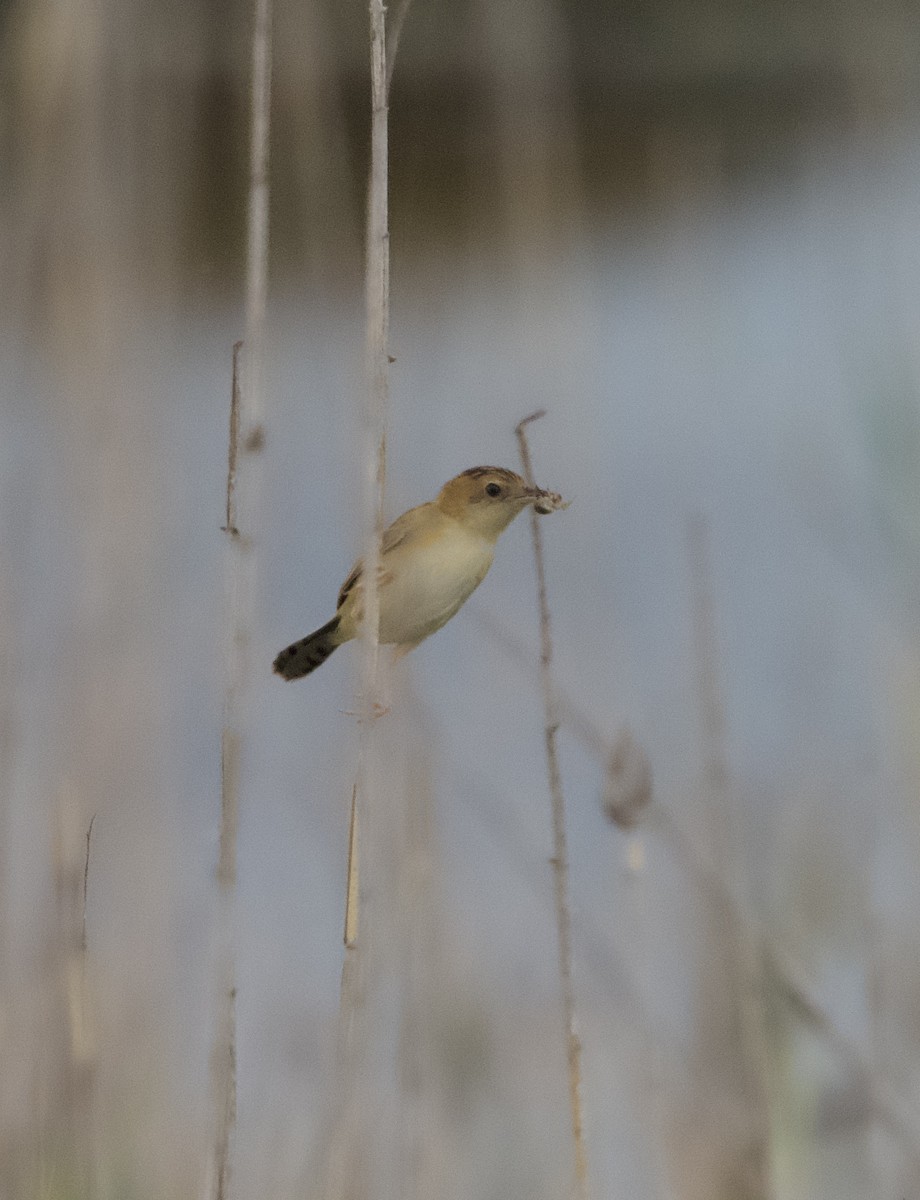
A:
[602, 729, 653, 829]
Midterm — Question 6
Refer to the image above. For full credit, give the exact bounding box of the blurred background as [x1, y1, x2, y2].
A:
[4, 0, 920, 1197]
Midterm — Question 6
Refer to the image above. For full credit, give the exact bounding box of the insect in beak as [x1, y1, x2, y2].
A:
[527, 487, 570, 515]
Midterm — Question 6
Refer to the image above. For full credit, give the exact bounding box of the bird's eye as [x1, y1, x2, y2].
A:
[485, 482, 502, 497]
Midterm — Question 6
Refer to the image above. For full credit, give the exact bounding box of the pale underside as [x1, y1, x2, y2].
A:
[336, 503, 495, 648]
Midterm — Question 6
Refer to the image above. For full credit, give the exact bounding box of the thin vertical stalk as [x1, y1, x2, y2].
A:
[80, 814, 96, 1019]
[221, 342, 243, 537]
[619, 833, 675, 1200]
[323, 6, 398, 1199]
[208, 4, 272, 1196]
[360, 0, 390, 703]
[0, 564, 12, 1196]
[396, 744, 448, 1200]
[343, 784, 360, 949]
[687, 515, 773, 1200]
[48, 788, 97, 1192]
[341, 0, 419, 1019]
[211, 350, 242, 1200]
[245, 0, 272, 431]
[345, 0, 415, 949]
[515, 410, 590, 1200]
[340, 0, 392, 1034]
[477, 561, 920, 1187]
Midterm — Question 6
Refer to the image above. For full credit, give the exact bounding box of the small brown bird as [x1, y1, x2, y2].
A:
[273, 466, 567, 680]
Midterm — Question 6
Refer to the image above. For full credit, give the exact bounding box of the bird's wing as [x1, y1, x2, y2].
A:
[336, 504, 424, 610]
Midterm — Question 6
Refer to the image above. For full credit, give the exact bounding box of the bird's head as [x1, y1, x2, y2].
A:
[436, 466, 568, 540]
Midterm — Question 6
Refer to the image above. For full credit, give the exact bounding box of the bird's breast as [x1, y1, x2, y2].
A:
[377, 526, 494, 645]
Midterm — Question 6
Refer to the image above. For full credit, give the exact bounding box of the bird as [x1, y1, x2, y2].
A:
[273, 465, 567, 681]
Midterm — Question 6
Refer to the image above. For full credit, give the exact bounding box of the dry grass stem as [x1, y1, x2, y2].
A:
[477, 584, 920, 1174]
[78, 812, 97, 1085]
[687, 515, 774, 1200]
[359, 0, 392, 712]
[620, 830, 675, 1200]
[344, 784, 360, 948]
[217, 730, 240, 895]
[476, 595, 920, 1171]
[515, 409, 591, 1200]
[324, 4, 412, 1196]
[222, 342, 243, 537]
[337, 0, 393, 1027]
[209, 7, 272, 1193]
[245, 0, 272, 431]
[47, 788, 98, 1194]
[657, 801, 920, 1175]
[395, 745, 447, 1200]
[81, 813, 95, 958]
[470, 602, 624, 760]
[209, 981, 238, 1200]
[0, 569, 12, 997]
[211, 426, 242, 1200]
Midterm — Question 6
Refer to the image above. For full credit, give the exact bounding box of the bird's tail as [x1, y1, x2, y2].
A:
[273, 616, 342, 681]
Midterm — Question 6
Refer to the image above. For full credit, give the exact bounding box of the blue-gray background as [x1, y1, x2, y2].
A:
[4, 2, 920, 1197]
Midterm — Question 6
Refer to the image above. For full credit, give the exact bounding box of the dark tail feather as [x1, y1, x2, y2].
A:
[273, 616, 341, 681]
